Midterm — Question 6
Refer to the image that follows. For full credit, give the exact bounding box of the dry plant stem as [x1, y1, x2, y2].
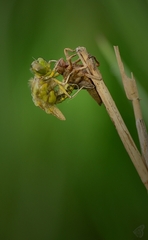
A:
[76, 46, 148, 190]
[114, 46, 148, 168]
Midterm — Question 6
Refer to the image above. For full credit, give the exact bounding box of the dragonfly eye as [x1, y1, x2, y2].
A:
[31, 58, 50, 75]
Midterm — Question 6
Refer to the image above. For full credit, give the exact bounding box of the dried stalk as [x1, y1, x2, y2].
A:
[76, 46, 148, 190]
[114, 46, 148, 168]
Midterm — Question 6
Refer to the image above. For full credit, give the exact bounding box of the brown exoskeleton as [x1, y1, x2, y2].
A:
[55, 48, 102, 105]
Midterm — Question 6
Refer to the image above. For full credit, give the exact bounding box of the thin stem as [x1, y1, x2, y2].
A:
[114, 46, 148, 168]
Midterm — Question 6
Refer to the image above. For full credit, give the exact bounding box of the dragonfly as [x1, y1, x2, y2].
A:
[55, 48, 102, 105]
[29, 58, 78, 120]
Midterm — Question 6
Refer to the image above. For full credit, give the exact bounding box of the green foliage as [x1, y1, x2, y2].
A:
[1, 0, 148, 239]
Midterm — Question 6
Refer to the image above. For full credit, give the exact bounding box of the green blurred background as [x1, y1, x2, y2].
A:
[1, 0, 148, 239]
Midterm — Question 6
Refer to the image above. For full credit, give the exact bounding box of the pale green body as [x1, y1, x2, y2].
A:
[29, 58, 74, 120]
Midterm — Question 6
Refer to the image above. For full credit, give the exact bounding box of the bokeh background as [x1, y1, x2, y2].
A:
[1, 0, 148, 239]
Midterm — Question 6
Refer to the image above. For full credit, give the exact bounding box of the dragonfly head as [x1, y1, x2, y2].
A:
[31, 58, 51, 76]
